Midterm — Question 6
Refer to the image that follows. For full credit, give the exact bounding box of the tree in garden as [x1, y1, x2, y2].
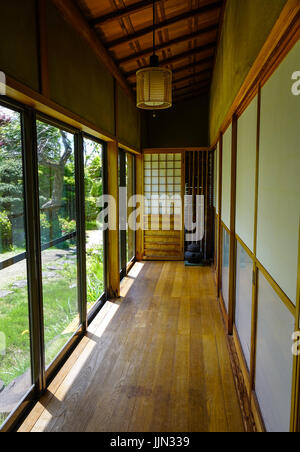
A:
[0, 108, 75, 248]
[84, 142, 103, 229]
[36, 124, 73, 213]
[0, 111, 24, 216]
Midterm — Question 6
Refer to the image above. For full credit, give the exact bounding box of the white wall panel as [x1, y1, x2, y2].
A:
[257, 40, 300, 304]
[221, 125, 232, 228]
[235, 242, 253, 369]
[236, 97, 257, 252]
[255, 272, 294, 432]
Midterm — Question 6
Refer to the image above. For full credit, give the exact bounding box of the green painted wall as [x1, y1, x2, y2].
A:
[46, 0, 115, 136]
[210, 0, 287, 143]
[0, 0, 142, 147]
[117, 85, 140, 149]
[144, 94, 209, 148]
[0, 0, 39, 91]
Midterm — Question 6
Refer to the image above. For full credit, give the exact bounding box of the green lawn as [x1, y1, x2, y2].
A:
[0, 270, 79, 384]
[0, 247, 104, 385]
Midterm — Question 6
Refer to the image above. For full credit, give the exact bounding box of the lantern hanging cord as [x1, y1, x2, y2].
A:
[153, 0, 156, 56]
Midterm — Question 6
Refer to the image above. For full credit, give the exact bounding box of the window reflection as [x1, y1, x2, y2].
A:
[0, 106, 31, 427]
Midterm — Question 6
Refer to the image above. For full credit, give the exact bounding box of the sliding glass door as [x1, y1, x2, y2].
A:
[126, 153, 136, 265]
[37, 120, 79, 369]
[119, 150, 136, 279]
[0, 104, 32, 427]
[83, 136, 106, 314]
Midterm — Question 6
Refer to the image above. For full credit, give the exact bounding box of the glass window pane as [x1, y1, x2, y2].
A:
[127, 154, 135, 265]
[0, 105, 32, 427]
[84, 138, 105, 313]
[37, 120, 79, 369]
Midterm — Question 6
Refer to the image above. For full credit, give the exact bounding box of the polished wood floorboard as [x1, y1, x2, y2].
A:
[19, 262, 244, 432]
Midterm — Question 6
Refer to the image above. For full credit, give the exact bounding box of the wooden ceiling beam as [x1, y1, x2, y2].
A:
[107, 1, 223, 50]
[125, 42, 215, 78]
[117, 24, 218, 65]
[173, 70, 212, 86]
[174, 80, 211, 94]
[173, 88, 210, 103]
[168, 56, 214, 75]
[90, 0, 161, 26]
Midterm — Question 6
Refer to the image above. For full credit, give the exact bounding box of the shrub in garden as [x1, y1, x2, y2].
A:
[40, 212, 51, 243]
[58, 217, 76, 246]
[0, 211, 12, 251]
[59, 217, 76, 235]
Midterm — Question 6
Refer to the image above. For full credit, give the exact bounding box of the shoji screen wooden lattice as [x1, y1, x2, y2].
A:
[143, 152, 184, 260]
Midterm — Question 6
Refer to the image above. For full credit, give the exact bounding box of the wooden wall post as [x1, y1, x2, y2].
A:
[228, 115, 238, 335]
[249, 87, 261, 397]
[107, 140, 120, 298]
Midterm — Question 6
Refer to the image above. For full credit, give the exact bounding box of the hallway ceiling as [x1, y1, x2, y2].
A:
[75, 0, 225, 104]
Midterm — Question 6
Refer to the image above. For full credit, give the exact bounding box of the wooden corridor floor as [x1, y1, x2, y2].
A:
[19, 262, 245, 432]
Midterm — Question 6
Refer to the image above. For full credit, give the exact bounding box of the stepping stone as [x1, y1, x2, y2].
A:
[42, 272, 58, 279]
[69, 283, 77, 289]
[12, 280, 27, 289]
[0, 290, 14, 299]
[47, 266, 62, 271]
